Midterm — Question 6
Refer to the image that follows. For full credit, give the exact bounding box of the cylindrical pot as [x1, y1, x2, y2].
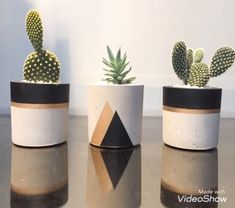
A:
[10, 143, 68, 208]
[86, 146, 141, 208]
[11, 82, 70, 147]
[88, 84, 144, 148]
[163, 86, 222, 150]
[161, 145, 218, 208]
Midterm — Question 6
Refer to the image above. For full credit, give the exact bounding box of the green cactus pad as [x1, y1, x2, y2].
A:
[194, 48, 204, 63]
[187, 48, 193, 70]
[26, 10, 43, 51]
[188, 63, 210, 87]
[24, 50, 60, 83]
[172, 41, 188, 84]
[210, 47, 235, 77]
[23, 10, 60, 83]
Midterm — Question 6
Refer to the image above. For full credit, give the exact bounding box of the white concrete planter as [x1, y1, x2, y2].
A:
[163, 86, 222, 150]
[10, 82, 70, 147]
[161, 145, 218, 208]
[87, 146, 141, 208]
[88, 84, 144, 148]
[10, 143, 68, 208]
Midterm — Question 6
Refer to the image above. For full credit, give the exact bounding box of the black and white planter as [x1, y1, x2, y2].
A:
[161, 145, 218, 208]
[163, 86, 222, 150]
[87, 146, 141, 208]
[11, 82, 70, 147]
[88, 84, 144, 148]
[11, 143, 68, 208]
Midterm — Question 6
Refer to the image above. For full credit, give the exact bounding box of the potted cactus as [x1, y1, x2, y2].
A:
[88, 46, 144, 148]
[163, 41, 235, 150]
[10, 10, 70, 147]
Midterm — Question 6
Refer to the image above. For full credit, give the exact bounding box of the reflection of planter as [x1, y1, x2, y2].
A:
[161, 145, 218, 208]
[86, 146, 141, 208]
[11, 82, 70, 147]
[88, 84, 144, 148]
[10, 143, 68, 208]
[163, 86, 222, 150]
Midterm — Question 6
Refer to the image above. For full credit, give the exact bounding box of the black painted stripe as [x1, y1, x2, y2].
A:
[11, 184, 68, 208]
[11, 82, 70, 104]
[163, 86, 222, 109]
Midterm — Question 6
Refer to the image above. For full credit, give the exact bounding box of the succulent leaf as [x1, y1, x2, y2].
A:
[210, 47, 235, 77]
[172, 41, 188, 84]
[188, 63, 210, 87]
[103, 46, 136, 84]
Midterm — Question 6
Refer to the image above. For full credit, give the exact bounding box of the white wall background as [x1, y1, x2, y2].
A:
[1, 0, 235, 117]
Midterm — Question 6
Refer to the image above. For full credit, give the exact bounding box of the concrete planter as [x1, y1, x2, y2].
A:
[11, 82, 70, 147]
[10, 143, 68, 208]
[163, 86, 222, 150]
[88, 84, 144, 148]
[161, 145, 218, 208]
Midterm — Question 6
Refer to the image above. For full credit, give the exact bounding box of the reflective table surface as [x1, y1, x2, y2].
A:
[0, 116, 234, 207]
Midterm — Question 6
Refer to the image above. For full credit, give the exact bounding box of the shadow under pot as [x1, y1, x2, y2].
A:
[163, 86, 222, 150]
[10, 82, 70, 147]
[160, 145, 218, 208]
[10, 143, 68, 208]
[88, 84, 144, 148]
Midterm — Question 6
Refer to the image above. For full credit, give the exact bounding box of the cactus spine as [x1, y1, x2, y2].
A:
[102, 46, 136, 84]
[172, 41, 235, 87]
[23, 10, 60, 83]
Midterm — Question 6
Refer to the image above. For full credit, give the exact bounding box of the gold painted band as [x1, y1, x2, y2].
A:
[11, 102, 69, 109]
[163, 105, 220, 114]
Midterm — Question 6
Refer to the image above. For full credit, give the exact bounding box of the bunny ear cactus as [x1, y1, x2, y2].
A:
[172, 41, 235, 87]
[23, 10, 60, 83]
[102, 46, 136, 84]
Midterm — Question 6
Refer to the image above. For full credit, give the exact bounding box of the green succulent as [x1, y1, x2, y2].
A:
[172, 41, 235, 87]
[23, 10, 60, 83]
[102, 46, 136, 84]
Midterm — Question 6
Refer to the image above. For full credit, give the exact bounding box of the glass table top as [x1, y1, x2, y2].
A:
[0, 116, 234, 207]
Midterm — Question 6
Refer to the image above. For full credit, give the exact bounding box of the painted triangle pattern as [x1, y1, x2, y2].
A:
[90, 146, 113, 194]
[101, 111, 133, 147]
[91, 102, 114, 146]
[91, 103, 133, 147]
[101, 148, 133, 189]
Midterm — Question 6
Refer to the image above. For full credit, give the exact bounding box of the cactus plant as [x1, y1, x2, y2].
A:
[23, 10, 60, 83]
[172, 41, 235, 87]
[102, 46, 136, 84]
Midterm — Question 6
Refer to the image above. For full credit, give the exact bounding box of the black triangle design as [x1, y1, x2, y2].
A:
[100, 148, 133, 189]
[101, 111, 133, 147]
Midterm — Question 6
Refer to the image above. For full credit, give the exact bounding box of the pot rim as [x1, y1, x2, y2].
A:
[88, 83, 144, 87]
[10, 81, 70, 86]
[163, 85, 222, 90]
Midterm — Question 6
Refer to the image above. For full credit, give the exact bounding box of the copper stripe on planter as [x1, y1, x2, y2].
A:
[11, 82, 70, 104]
[11, 102, 69, 109]
[163, 105, 220, 114]
[163, 86, 222, 109]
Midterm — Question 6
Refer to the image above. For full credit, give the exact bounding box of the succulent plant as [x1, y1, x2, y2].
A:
[23, 10, 60, 83]
[172, 41, 235, 87]
[102, 46, 136, 84]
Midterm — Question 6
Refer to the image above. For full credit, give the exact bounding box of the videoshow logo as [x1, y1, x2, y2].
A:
[178, 189, 228, 203]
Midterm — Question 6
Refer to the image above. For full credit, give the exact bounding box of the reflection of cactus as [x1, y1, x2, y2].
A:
[102, 46, 136, 84]
[23, 10, 60, 83]
[172, 41, 235, 87]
